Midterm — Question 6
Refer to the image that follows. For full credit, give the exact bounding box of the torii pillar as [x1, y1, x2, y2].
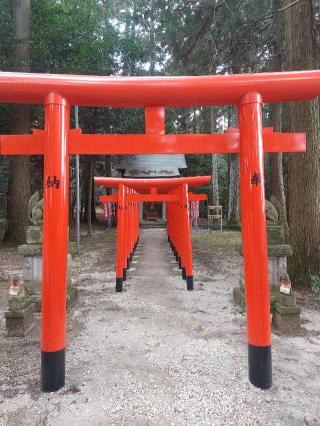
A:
[41, 94, 69, 392]
[238, 93, 271, 389]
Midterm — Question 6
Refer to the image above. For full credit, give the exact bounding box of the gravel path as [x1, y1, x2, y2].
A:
[0, 228, 319, 425]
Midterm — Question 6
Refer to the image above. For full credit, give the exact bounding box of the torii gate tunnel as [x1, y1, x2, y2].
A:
[0, 70, 317, 392]
[95, 176, 210, 292]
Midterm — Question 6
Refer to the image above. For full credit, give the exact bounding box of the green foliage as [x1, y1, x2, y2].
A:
[310, 275, 320, 298]
[0, 2, 14, 70]
[0, 0, 283, 223]
[30, 0, 119, 74]
[231, 305, 246, 318]
[270, 299, 277, 312]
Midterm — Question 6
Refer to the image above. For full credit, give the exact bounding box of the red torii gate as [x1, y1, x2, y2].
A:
[95, 176, 210, 292]
[0, 70, 314, 392]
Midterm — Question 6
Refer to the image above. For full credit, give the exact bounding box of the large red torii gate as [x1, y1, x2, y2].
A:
[0, 70, 314, 393]
[95, 176, 210, 292]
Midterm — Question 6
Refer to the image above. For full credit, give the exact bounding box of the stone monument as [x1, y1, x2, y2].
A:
[272, 273, 301, 334]
[18, 191, 78, 312]
[233, 195, 301, 334]
[5, 278, 35, 337]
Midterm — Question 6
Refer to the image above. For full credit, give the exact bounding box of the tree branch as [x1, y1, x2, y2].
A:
[182, 0, 227, 60]
[278, 0, 304, 12]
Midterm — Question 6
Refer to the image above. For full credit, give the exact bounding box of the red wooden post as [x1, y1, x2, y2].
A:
[167, 200, 172, 247]
[173, 199, 178, 260]
[116, 184, 125, 292]
[126, 188, 131, 270]
[168, 199, 174, 253]
[179, 186, 185, 277]
[133, 193, 136, 254]
[172, 191, 179, 266]
[181, 183, 193, 290]
[176, 195, 181, 265]
[129, 194, 131, 260]
[168, 199, 175, 256]
[123, 186, 128, 281]
[131, 191, 135, 259]
[238, 92, 272, 389]
[145, 106, 165, 134]
[132, 191, 135, 257]
[133, 195, 136, 254]
[135, 196, 139, 249]
[41, 93, 69, 392]
[171, 199, 177, 260]
[172, 194, 179, 263]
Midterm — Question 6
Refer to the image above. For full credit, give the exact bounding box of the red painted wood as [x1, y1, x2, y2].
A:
[0, 128, 305, 156]
[0, 70, 320, 106]
[238, 92, 271, 347]
[41, 94, 69, 353]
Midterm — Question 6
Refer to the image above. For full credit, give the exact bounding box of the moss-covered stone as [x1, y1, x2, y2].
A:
[5, 302, 35, 337]
[267, 244, 293, 257]
[266, 199, 279, 225]
[8, 291, 29, 312]
[31, 285, 78, 311]
[26, 226, 42, 244]
[238, 244, 292, 257]
[275, 289, 297, 307]
[18, 242, 77, 256]
[272, 292, 301, 335]
[274, 303, 300, 315]
[272, 309, 301, 334]
[267, 225, 285, 245]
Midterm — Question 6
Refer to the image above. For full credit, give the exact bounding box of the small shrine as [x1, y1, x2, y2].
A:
[5, 191, 78, 337]
[115, 154, 187, 222]
[233, 195, 301, 334]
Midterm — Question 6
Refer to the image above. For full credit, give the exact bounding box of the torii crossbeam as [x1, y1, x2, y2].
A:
[95, 176, 210, 292]
[0, 70, 313, 393]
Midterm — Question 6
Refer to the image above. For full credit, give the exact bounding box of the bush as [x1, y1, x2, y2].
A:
[310, 275, 320, 298]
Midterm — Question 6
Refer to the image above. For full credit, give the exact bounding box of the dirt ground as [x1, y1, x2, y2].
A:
[0, 228, 319, 426]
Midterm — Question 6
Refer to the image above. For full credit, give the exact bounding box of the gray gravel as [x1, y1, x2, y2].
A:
[0, 228, 320, 425]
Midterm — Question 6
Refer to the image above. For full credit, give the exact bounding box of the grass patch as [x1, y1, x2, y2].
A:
[192, 230, 242, 257]
[78, 228, 117, 251]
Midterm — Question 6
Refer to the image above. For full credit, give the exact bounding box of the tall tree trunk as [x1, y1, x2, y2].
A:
[7, 0, 31, 243]
[285, 0, 320, 287]
[227, 107, 240, 224]
[82, 156, 96, 227]
[87, 159, 93, 235]
[81, 157, 89, 221]
[81, 109, 98, 227]
[270, 0, 288, 237]
[210, 107, 219, 205]
[105, 155, 112, 195]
